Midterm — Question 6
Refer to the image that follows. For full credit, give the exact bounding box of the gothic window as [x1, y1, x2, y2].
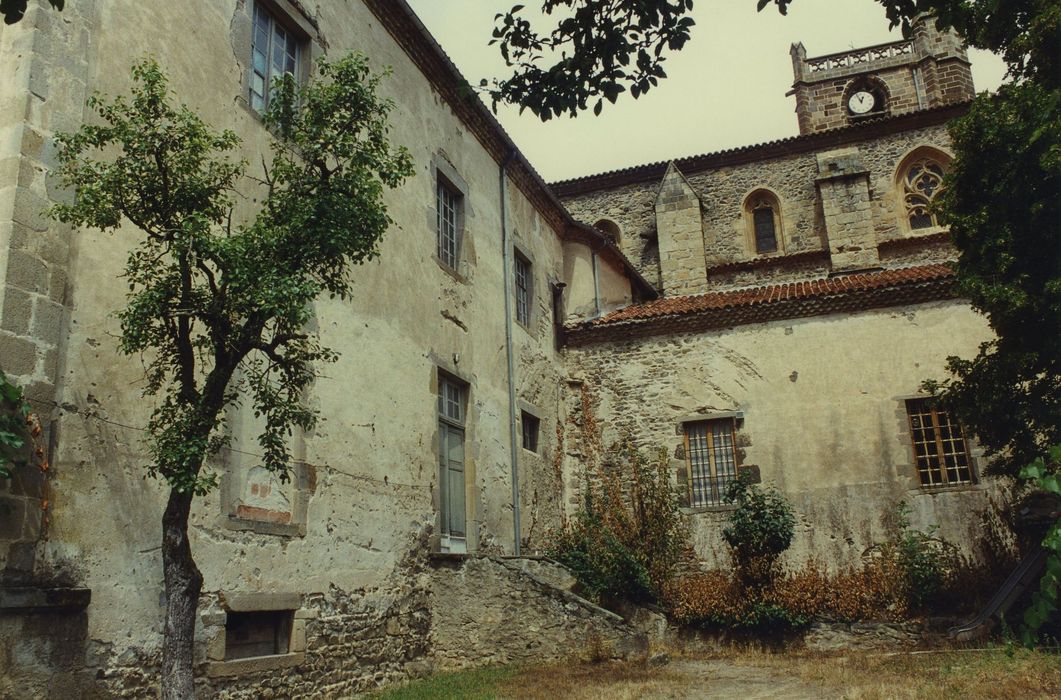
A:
[901, 158, 946, 230]
[745, 191, 782, 254]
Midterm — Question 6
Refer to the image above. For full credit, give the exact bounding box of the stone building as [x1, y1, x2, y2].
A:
[0, 1, 998, 696]
[554, 19, 999, 569]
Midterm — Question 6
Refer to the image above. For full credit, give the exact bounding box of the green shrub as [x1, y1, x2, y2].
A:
[722, 478, 795, 584]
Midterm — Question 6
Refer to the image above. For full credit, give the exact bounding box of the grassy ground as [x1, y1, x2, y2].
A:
[370, 646, 1061, 699]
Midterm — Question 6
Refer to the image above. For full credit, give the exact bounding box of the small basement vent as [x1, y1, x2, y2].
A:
[224, 610, 294, 660]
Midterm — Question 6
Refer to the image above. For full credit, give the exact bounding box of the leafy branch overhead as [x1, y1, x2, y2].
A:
[488, 0, 696, 120]
[0, 0, 62, 24]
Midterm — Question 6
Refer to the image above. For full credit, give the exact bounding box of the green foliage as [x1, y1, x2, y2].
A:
[1019, 444, 1061, 645]
[0, 368, 32, 479]
[923, 80, 1061, 477]
[1, 0, 62, 25]
[488, 0, 696, 120]
[547, 437, 690, 603]
[885, 501, 957, 610]
[50, 55, 413, 495]
[722, 477, 795, 583]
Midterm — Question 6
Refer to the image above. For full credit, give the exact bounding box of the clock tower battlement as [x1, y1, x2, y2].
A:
[789, 15, 974, 135]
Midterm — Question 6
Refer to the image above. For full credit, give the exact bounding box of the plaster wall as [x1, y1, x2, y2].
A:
[566, 300, 1000, 570]
[0, 0, 572, 693]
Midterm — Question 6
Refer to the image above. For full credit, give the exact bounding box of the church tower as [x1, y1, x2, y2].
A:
[789, 15, 974, 135]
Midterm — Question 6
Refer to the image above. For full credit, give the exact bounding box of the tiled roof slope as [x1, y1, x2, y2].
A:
[566, 264, 959, 346]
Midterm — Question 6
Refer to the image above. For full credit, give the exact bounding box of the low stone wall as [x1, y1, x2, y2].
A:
[3, 550, 647, 699]
[429, 556, 648, 670]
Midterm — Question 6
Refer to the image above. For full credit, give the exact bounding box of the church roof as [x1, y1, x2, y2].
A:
[565, 263, 958, 346]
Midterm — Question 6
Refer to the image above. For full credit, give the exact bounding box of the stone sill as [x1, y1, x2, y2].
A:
[911, 483, 983, 496]
[222, 515, 303, 538]
[681, 505, 737, 516]
[0, 586, 91, 612]
[429, 552, 469, 564]
[205, 652, 304, 678]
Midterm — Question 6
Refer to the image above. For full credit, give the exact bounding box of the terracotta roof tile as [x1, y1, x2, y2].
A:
[566, 264, 958, 346]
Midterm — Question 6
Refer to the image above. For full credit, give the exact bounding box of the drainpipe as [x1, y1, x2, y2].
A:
[499, 150, 522, 557]
[591, 248, 602, 317]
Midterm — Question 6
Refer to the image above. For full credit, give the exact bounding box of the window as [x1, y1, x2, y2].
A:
[901, 158, 946, 230]
[906, 398, 974, 487]
[683, 419, 738, 508]
[744, 191, 781, 255]
[250, 2, 304, 113]
[521, 411, 540, 453]
[515, 252, 531, 326]
[437, 179, 461, 270]
[438, 375, 467, 549]
[593, 219, 622, 245]
[225, 610, 293, 660]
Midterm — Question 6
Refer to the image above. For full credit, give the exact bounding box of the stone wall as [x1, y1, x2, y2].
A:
[564, 300, 1000, 570]
[562, 124, 956, 297]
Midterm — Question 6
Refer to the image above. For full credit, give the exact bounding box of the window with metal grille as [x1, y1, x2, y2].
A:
[515, 253, 531, 326]
[436, 179, 461, 270]
[224, 610, 293, 660]
[438, 375, 466, 539]
[250, 2, 304, 113]
[684, 419, 738, 508]
[521, 410, 540, 453]
[906, 398, 974, 487]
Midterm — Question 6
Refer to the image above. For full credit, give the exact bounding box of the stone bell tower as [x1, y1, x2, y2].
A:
[789, 15, 974, 135]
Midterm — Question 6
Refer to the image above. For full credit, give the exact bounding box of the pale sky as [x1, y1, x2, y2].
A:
[404, 0, 1008, 183]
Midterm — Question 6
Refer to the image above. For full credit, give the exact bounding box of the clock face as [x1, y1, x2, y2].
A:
[848, 90, 877, 115]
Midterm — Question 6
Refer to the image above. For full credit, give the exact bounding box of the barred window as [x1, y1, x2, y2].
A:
[900, 156, 947, 230]
[515, 253, 531, 326]
[906, 398, 974, 487]
[437, 179, 461, 270]
[250, 2, 304, 113]
[684, 419, 738, 508]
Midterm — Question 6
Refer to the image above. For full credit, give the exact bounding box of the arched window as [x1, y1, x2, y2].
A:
[896, 148, 951, 232]
[744, 190, 781, 254]
[594, 219, 622, 245]
[901, 158, 946, 229]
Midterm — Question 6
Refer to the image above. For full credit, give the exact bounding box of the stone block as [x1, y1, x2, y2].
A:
[220, 591, 301, 612]
[1, 287, 33, 335]
[0, 334, 38, 375]
[6, 251, 49, 294]
[31, 298, 64, 341]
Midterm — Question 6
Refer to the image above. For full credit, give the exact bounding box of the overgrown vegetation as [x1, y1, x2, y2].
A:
[0, 369, 32, 479]
[546, 436, 690, 604]
[669, 500, 967, 631]
[1019, 444, 1061, 644]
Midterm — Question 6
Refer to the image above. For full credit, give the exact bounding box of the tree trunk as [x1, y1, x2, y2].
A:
[161, 487, 203, 700]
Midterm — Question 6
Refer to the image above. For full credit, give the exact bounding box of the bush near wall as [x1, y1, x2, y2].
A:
[546, 437, 692, 604]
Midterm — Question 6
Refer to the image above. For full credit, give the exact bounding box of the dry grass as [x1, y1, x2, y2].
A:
[721, 645, 1061, 699]
[372, 647, 1061, 699]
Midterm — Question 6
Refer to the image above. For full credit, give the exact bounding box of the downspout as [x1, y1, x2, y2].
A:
[591, 247, 602, 317]
[499, 150, 522, 557]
